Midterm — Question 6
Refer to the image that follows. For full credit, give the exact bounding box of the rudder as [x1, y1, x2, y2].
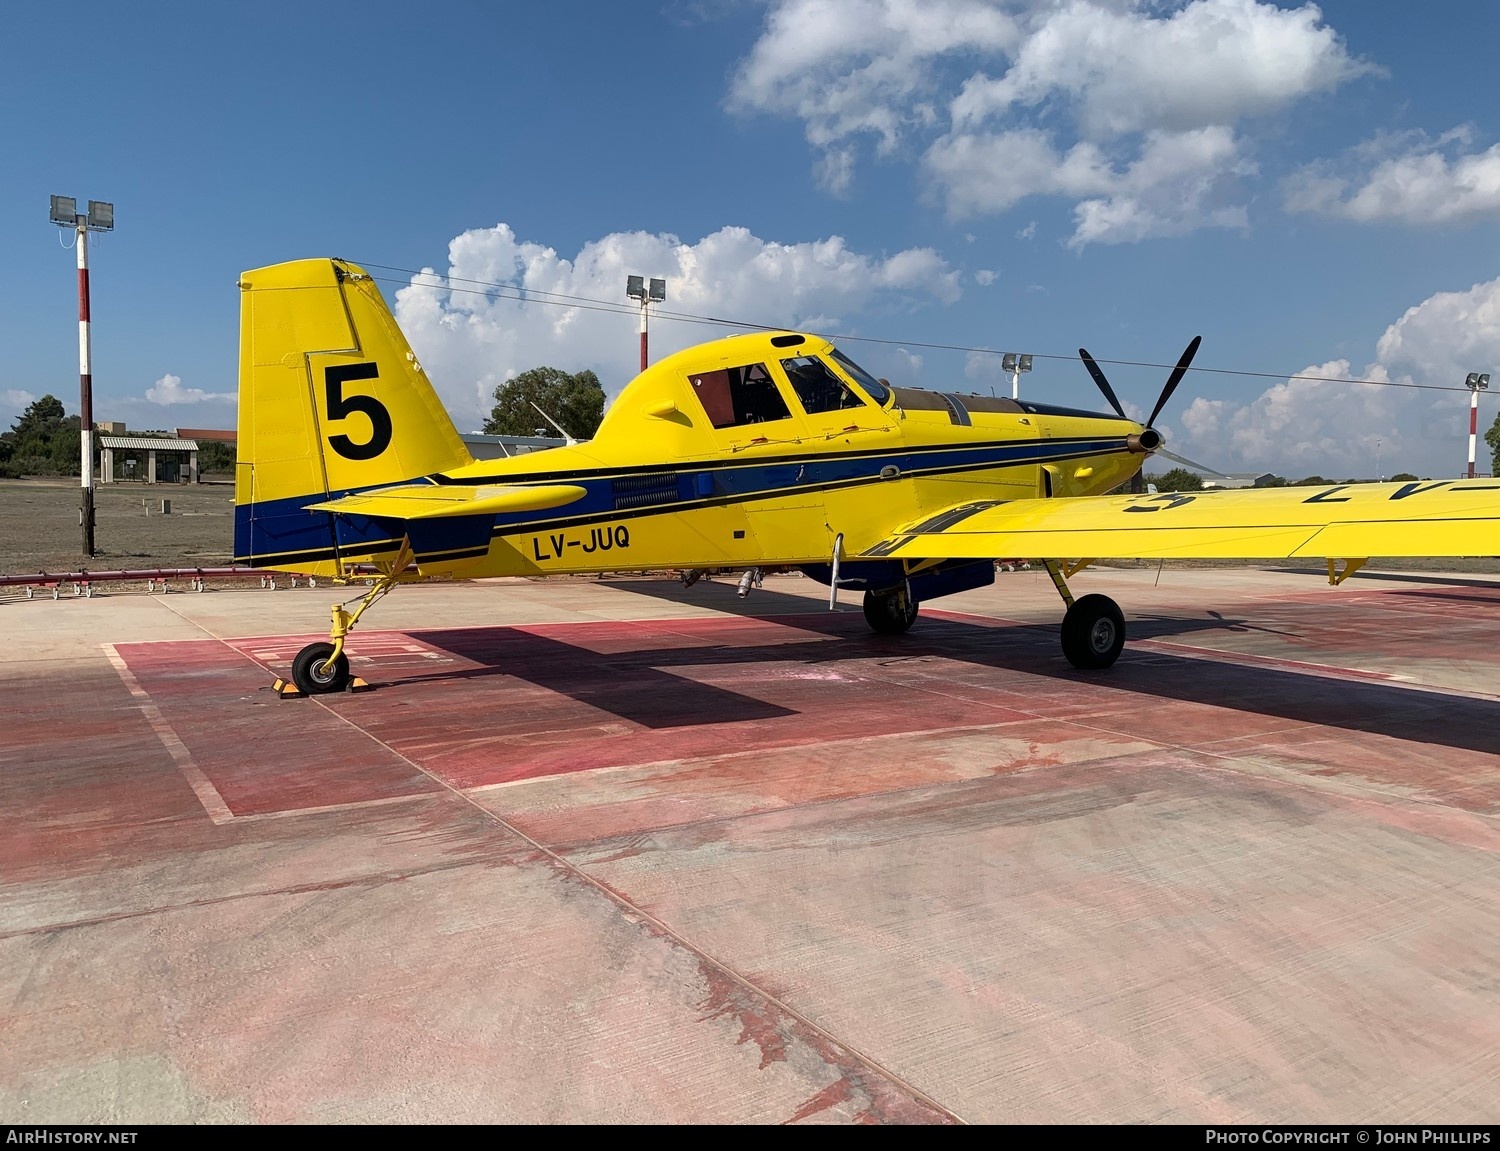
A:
[233, 258, 473, 572]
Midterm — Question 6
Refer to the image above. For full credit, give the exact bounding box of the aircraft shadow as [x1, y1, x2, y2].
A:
[405, 625, 798, 728]
[409, 595, 1500, 756]
[605, 577, 1303, 642]
[1123, 611, 1304, 641]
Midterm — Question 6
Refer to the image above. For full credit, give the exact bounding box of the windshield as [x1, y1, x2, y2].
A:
[829, 347, 892, 405]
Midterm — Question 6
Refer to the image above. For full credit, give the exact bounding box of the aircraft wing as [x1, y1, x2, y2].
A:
[306, 482, 588, 521]
[865, 480, 1500, 561]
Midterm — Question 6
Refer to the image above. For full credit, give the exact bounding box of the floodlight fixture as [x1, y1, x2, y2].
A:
[1002, 350, 1033, 399]
[1466, 372, 1490, 391]
[86, 200, 113, 231]
[627, 273, 666, 371]
[50, 195, 77, 226]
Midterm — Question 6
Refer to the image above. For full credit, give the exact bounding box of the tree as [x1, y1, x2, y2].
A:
[1390, 472, 1419, 483]
[484, 367, 606, 439]
[4, 395, 81, 476]
[198, 441, 237, 473]
[1148, 467, 1204, 492]
[11, 394, 66, 438]
[1486, 409, 1500, 476]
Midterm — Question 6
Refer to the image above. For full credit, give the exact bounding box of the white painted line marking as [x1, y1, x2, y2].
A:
[102, 643, 235, 826]
[230, 791, 435, 823]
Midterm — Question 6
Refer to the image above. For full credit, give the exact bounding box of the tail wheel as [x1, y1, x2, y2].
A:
[291, 642, 351, 694]
[863, 587, 918, 635]
[1061, 594, 1125, 669]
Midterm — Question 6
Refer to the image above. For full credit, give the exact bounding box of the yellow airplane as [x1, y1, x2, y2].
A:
[234, 258, 1500, 694]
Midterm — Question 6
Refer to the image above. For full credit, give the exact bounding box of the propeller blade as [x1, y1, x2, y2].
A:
[1155, 447, 1233, 480]
[1078, 348, 1127, 420]
[1146, 335, 1202, 429]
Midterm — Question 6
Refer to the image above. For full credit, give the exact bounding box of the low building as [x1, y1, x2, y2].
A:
[461, 433, 567, 460]
[175, 427, 236, 445]
[99, 435, 200, 483]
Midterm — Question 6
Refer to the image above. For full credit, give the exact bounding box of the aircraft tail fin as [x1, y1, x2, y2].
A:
[233, 258, 474, 572]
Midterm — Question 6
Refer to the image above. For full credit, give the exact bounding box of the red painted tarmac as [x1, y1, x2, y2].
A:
[3, 569, 1500, 1122]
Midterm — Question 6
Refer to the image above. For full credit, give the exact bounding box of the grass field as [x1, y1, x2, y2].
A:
[0, 477, 236, 575]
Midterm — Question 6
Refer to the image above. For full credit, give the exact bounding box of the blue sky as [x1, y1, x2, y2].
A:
[3, 0, 1497, 480]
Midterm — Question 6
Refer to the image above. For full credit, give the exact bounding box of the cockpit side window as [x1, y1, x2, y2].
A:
[829, 348, 891, 405]
[688, 362, 791, 429]
[780, 355, 866, 415]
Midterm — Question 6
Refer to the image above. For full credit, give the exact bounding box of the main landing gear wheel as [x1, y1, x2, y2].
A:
[291, 642, 351, 694]
[1061, 594, 1125, 670]
[863, 587, 918, 635]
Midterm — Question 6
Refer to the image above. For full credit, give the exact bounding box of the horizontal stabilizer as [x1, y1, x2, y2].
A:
[307, 483, 588, 521]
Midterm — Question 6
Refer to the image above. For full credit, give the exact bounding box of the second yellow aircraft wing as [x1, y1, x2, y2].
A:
[306, 483, 588, 521]
[867, 479, 1500, 561]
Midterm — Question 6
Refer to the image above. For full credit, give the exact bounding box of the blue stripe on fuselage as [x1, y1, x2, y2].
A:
[234, 435, 1127, 563]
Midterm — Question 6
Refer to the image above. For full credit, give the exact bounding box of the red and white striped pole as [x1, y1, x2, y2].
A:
[77, 217, 96, 557]
[639, 294, 649, 373]
[1470, 387, 1481, 479]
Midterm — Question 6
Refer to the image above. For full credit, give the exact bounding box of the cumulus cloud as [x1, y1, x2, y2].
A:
[1375, 278, 1500, 390]
[949, 0, 1365, 138]
[964, 348, 1005, 385]
[143, 374, 236, 405]
[729, 0, 1019, 159]
[2, 389, 38, 426]
[1174, 359, 1402, 478]
[392, 222, 962, 428]
[927, 124, 1253, 244]
[1283, 126, 1500, 224]
[1170, 278, 1500, 479]
[895, 348, 924, 374]
[732, 0, 1369, 244]
[974, 268, 997, 285]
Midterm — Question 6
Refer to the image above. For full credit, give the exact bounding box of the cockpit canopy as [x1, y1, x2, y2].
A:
[682, 341, 892, 429]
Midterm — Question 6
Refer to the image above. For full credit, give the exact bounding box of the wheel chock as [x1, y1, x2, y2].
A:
[269, 675, 370, 698]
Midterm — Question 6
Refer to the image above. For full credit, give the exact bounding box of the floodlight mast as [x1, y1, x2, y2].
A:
[50, 196, 114, 558]
[1001, 351, 1032, 399]
[1467, 372, 1491, 478]
[626, 275, 666, 373]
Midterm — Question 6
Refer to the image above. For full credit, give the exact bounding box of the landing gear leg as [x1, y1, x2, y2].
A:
[1044, 560, 1125, 670]
[289, 543, 411, 695]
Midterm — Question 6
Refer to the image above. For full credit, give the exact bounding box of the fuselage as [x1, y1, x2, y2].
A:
[409, 332, 1147, 578]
